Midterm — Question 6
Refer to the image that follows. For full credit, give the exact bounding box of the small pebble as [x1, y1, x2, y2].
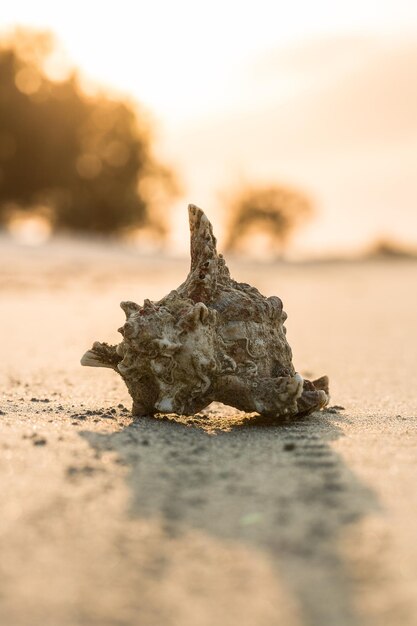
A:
[33, 437, 47, 446]
[283, 442, 296, 451]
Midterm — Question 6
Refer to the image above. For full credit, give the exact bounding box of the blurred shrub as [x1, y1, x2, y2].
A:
[0, 30, 178, 235]
[225, 184, 314, 254]
[366, 238, 417, 259]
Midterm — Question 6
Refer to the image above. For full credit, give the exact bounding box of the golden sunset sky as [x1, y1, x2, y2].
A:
[2, 0, 417, 255]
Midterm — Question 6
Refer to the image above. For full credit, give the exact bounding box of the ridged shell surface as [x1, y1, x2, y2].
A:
[82, 205, 329, 418]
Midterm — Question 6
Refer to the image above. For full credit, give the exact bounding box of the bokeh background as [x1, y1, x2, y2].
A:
[2, 6, 417, 626]
[1, 0, 417, 258]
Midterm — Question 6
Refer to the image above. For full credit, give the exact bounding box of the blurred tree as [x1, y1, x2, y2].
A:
[0, 30, 178, 235]
[366, 238, 417, 259]
[225, 184, 314, 255]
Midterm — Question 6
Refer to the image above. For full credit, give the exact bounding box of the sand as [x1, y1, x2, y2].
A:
[0, 236, 416, 626]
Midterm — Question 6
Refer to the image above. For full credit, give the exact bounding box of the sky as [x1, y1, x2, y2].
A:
[2, 1, 417, 120]
[2, 0, 417, 255]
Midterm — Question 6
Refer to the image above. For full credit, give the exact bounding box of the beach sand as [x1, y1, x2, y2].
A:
[0, 237, 416, 626]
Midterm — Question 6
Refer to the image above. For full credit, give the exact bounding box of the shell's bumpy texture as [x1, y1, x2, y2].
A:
[81, 205, 329, 418]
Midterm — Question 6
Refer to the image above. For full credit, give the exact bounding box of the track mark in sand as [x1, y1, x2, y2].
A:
[81, 411, 377, 626]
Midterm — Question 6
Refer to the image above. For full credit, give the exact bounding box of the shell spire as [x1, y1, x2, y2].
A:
[188, 203, 219, 271]
[180, 204, 230, 303]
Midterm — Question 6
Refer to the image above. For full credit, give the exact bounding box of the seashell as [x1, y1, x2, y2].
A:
[81, 205, 329, 418]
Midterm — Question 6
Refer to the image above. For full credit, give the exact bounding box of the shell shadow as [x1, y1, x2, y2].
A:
[80, 409, 377, 626]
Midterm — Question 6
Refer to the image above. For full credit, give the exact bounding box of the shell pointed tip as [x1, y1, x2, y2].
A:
[81, 347, 115, 369]
[80, 350, 96, 367]
[188, 203, 204, 219]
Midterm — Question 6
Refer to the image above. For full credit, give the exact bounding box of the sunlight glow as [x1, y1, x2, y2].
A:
[8, 213, 52, 246]
[2, 1, 417, 121]
[2, 0, 417, 254]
